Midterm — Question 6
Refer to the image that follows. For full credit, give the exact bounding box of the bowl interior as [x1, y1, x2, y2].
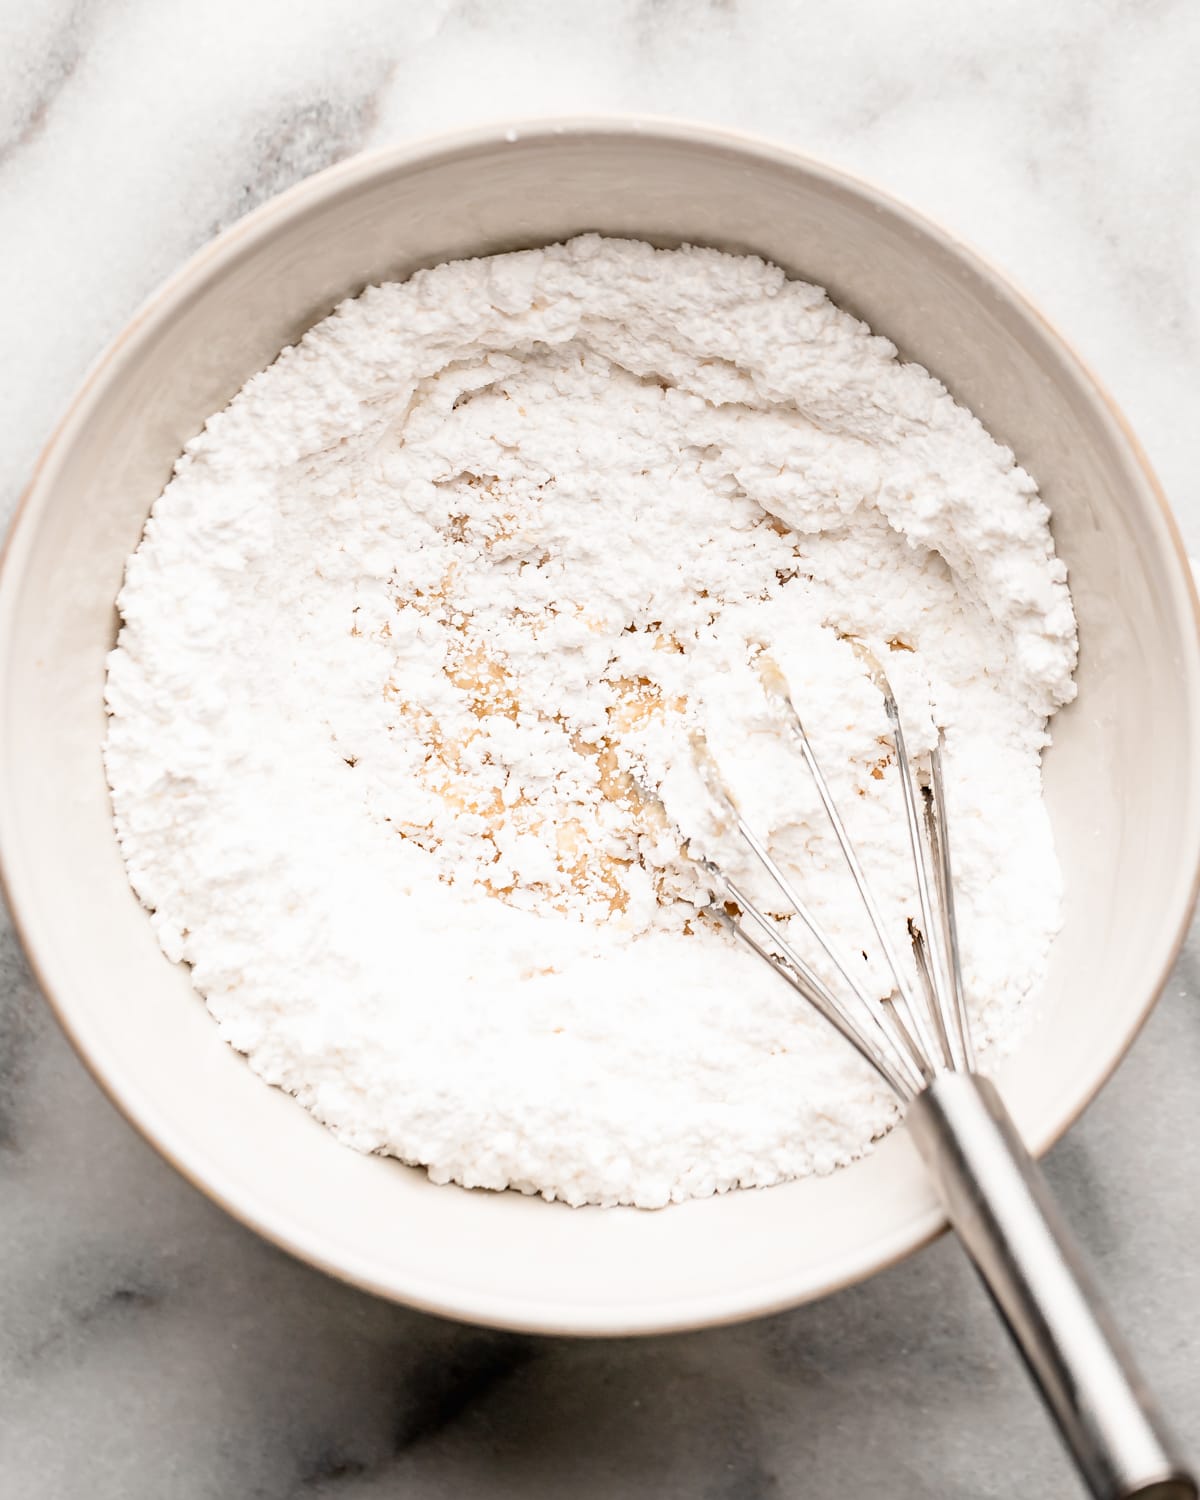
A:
[2, 121, 1197, 1334]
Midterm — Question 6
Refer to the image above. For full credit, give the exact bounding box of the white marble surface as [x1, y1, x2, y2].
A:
[2, 3, 1199, 1495]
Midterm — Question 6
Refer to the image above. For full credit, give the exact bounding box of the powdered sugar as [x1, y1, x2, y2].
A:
[104, 235, 1077, 1208]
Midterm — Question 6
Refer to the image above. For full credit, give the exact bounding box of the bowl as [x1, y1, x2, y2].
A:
[2, 118, 1198, 1335]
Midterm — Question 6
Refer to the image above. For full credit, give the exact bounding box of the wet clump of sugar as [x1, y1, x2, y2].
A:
[104, 237, 1077, 1209]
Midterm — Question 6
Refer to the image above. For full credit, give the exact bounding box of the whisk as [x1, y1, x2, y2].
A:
[688, 648, 1195, 1500]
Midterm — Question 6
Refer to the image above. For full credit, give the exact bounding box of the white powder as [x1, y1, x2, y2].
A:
[104, 236, 1077, 1209]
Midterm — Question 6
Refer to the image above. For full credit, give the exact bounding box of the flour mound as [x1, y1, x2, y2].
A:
[104, 237, 1077, 1209]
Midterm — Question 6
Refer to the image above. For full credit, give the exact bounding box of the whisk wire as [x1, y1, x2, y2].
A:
[758, 659, 946, 1081]
[690, 730, 925, 1096]
[691, 648, 974, 1101]
[927, 742, 974, 1071]
[722, 804, 927, 1095]
[878, 686, 959, 1074]
[712, 883, 917, 1100]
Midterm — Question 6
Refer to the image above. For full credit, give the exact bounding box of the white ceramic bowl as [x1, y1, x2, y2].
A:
[2, 118, 1198, 1335]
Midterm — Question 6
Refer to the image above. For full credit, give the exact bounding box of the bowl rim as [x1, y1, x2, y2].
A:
[3, 112, 1199, 1335]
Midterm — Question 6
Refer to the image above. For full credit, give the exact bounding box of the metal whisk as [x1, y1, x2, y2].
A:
[690, 648, 1195, 1500]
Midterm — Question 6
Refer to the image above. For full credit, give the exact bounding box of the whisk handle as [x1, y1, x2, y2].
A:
[907, 1072, 1195, 1500]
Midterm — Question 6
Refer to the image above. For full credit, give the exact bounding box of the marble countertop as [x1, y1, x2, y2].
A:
[2, 3, 1198, 1495]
